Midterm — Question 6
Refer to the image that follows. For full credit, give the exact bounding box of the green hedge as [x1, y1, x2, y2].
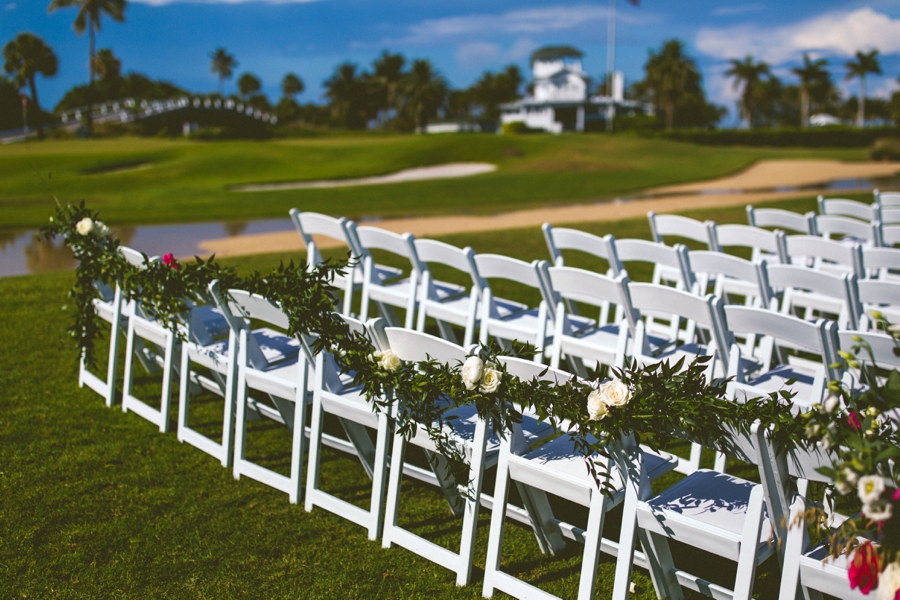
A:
[648, 126, 900, 148]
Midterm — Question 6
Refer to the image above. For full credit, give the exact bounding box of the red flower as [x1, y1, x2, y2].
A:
[162, 253, 179, 270]
[848, 542, 880, 594]
[848, 412, 862, 431]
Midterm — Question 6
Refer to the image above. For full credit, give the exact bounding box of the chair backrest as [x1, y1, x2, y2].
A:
[882, 225, 900, 247]
[686, 250, 773, 308]
[764, 263, 859, 329]
[815, 215, 881, 246]
[628, 283, 731, 363]
[881, 208, 900, 225]
[544, 266, 638, 335]
[783, 235, 864, 278]
[875, 189, 900, 208]
[316, 314, 387, 393]
[473, 253, 544, 292]
[611, 238, 694, 289]
[817, 196, 881, 222]
[351, 224, 415, 260]
[647, 212, 716, 249]
[408, 238, 480, 297]
[289, 210, 359, 266]
[541, 223, 623, 275]
[499, 354, 574, 385]
[721, 306, 839, 379]
[862, 246, 900, 279]
[747, 205, 816, 235]
[710, 223, 787, 263]
[119, 245, 155, 268]
[837, 329, 900, 372]
[856, 278, 900, 328]
[384, 326, 468, 365]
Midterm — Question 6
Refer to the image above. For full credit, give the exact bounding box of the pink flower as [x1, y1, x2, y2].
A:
[162, 253, 179, 270]
[893, 489, 900, 501]
[848, 412, 862, 431]
[849, 542, 880, 594]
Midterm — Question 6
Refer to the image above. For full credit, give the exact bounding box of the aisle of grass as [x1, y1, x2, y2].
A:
[0, 198, 819, 597]
[0, 134, 865, 229]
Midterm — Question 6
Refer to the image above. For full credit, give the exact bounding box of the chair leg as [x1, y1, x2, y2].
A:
[577, 491, 608, 600]
[482, 448, 513, 598]
[305, 393, 325, 513]
[368, 412, 390, 541]
[456, 420, 488, 586]
[424, 450, 464, 516]
[105, 313, 122, 407]
[177, 346, 191, 443]
[637, 529, 683, 600]
[381, 428, 407, 549]
[122, 319, 137, 414]
[514, 483, 565, 555]
[341, 420, 377, 479]
[158, 331, 176, 433]
[232, 356, 249, 481]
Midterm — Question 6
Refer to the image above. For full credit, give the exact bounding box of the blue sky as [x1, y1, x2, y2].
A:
[4, 0, 900, 124]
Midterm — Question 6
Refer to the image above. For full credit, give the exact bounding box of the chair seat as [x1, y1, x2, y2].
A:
[372, 263, 404, 285]
[429, 280, 468, 302]
[488, 308, 551, 343]
[735, 363, 819, 407]
[191, 304, 230, 339]
[638, 469, 773, 558]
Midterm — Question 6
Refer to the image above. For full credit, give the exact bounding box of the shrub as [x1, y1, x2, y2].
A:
[870, 138, 900, 161]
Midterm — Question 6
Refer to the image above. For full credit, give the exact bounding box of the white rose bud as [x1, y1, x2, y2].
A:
[843, 467, 858, 486]
[805, 423, 821, 438]
[75, 217, 93, 236]
[94, 221, 109, 238]
[863, 499, 893, 522]
[461, 355, 484, 391]
[587, 389, 610, 421]
[888, 323, 900, 338]
[479, 364, 502, 394]
[375, 350, 401, 372]
[858, 475, 887, 504]
[601, 379, 632, 407]
[835, 479, 852, 495]
[822, 394, 840, 414]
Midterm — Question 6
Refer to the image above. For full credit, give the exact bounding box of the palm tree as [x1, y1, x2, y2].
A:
[47, 0, 126, 135]
[324, 62, 367, 128]
[3, 33, 58, 139]
[372, 50, 405, 124]
[791, 54, 829, 128]
[643, 39, 700, 130]
[209, 47, 237, 95]
[398, 59, 448, 132]
[725, 55, 770, 128]
[237, 72, 261, 99]
[92, 47, 120, 81]
[281, 72, 304, 99]
[846, 49, 881, 127]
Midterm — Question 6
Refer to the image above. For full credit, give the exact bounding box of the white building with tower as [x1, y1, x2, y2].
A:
[500, 46, 651, 133]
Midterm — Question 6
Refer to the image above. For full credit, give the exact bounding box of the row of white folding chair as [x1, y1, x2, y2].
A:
[817, 195, 882, 222]
[875, 189, 900, 208]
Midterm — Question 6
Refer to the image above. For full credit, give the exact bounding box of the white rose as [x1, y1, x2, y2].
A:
[94, 221, 109, 238]
[375, 350, 401, 372]
[601, 379, 632, 407]
[878, 562, 900, 600]
[805, 423, 821, 438]
[859, 475, 887, 504]
[75, 217, 93, 236]
[461, 355, 484, 391]
[843, 467, 859, 486]
[864, 499, 893, 522]
[888, 323, 900, 337]
[822, 394, 840, 414]
[835, 479, 852, 495]
[587, 389, 609, 421]
[479, 364, 502, 394]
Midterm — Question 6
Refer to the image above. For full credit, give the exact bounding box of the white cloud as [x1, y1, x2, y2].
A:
[506, 37, 536, 61]
[456, 42, 501, 68]
[400, 4, 613, 45]
[711, 4, 763, 17]
[131, 0, 317, 5]
[696, 7, 900, 64]
[4, 2, 16, 9]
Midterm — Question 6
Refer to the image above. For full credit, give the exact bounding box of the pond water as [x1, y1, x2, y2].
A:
[2, 175, 898, 278]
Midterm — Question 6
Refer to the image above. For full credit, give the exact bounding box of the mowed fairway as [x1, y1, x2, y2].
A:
[0, 134, 866, 229]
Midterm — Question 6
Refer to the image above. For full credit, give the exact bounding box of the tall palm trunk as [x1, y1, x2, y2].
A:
[27, 75, 44, 140]
[857, 76, 866, 128]
[800, 87, 809, 129]
[86, 19, 95, 136]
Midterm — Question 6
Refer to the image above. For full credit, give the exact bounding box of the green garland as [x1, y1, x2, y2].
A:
[43, 201, 804, 494]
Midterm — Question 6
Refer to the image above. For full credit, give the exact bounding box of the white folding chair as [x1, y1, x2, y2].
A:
[836, 329, 900, 390]
[747, 205, 817, 235]
[289, 209, 363, 317]
[815, 215, 883, 248]
[783, 235, 864, 278]
[380, 327, 554, 586]
[862, 246, 900, 281]
[723, 306, 840, 411]
[882, 224, 900, 248]
[612, 239, 695, 343]
[474, 253, 556, 358]
[709, 222, 787, 264]
[687, 249, 773, 309]
[350, 224, 418, 328]
[612, 423, 777, 600]
[78, 246, 149, 407]
[875, 189, 900, 208]
[543, 266, 637, 376]
[482, 355, 679, 600]
[881, 208, 900, 224]
[817, 195, 882, 222]
[764, 263, 859, 330]
[305, 315, 393, 540]
[229, 289, 310, 503]
[407, 238, 479, 346]
[855, 278, 900, 330]
[647, 212, 716, 249]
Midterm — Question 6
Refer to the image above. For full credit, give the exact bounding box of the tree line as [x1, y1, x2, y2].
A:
[1, 0, 898, 137]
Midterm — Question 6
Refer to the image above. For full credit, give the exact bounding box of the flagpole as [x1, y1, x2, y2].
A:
[606, 0, 616, 132]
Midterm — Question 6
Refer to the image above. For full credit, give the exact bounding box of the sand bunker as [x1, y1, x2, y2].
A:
[231, 162, 497, 192]
[200, 159, 900, 259]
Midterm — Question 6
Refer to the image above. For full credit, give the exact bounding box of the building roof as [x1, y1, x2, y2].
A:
[530, 45, 584, 65]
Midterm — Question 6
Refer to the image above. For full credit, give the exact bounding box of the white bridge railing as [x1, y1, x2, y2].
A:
[59, 96, 278, 126]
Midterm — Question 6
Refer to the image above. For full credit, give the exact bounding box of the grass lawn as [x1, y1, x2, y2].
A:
[0, 134, 866, 230]
[0, 197, 825, 598]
